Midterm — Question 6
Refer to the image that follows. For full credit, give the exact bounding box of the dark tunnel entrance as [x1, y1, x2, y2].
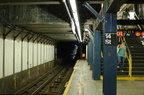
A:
[57, 41, 81, 66]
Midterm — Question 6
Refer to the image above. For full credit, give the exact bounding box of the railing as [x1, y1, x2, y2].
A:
[120, 37, 132, 78]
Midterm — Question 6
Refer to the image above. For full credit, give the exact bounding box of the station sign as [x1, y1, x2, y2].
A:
[117, 31, 124, 37]
[105, 33, 117, 46]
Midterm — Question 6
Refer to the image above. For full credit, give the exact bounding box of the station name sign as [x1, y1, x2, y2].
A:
[105, 33, 117, 46]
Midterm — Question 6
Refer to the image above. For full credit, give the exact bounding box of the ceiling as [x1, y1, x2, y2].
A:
[0, 0, 102, 42]
[0, 0, 143, 42]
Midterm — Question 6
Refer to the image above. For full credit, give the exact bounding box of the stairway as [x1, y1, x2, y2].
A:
[125, 33, 144, 76]
[100, 33, 129, 76]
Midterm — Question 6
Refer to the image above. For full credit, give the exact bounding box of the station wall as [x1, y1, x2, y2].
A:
[0, 27, 55, 79]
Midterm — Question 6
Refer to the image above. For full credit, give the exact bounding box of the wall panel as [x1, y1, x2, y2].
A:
[50, 45, 52, 61]
[22, 40, 27, 70]
[41, 44, 44, 64]
[37, 43, 41, 65]
[5, 37, 13, 76]
[28, 41, 33, 68]
[44, 44, 47, 63]
[47, 45, 50, 61]
[34, 42, 37, 66]
[52, 45, 54, 60]
[47, 45, 49, 61]
[15, 38, 21, 73]
[0, 34, 3, 78]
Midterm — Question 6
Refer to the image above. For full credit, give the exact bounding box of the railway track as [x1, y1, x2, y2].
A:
[15, 65, 73, 95]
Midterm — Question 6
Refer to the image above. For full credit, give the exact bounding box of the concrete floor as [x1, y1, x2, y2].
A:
[64, 60, 144, 95]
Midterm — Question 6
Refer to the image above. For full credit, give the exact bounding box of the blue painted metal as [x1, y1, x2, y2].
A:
[87, 42, 90, 65]
[89, 39, 93, 69]
[103, 13, 117, 95]
[83, 2, 104, 23]
[93, 30, 101, 80]
[91, 39, 94, 70]
[87, 39, 94, 69]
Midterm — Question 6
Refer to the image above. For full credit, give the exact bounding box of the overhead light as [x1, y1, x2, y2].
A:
[69, 0, 82, 42]
[63, 0, 80, 41]
[69, 0, 77, 12]
[71, 20, 76, 34]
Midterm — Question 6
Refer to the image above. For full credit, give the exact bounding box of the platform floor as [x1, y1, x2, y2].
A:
[63, 60, 144, 95]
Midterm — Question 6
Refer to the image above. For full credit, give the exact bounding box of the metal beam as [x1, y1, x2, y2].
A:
[94, 0, 127, 30]
[83, 2, 104, 22]
[3, 26, 16, 39]
[28, 34, 35, 42]
[33, 35, 40, 42]
[0, 1, 60, 5]
[14, 29, 24, 40]
[22, 32, 29, 41]
[93, 9, 103, 30]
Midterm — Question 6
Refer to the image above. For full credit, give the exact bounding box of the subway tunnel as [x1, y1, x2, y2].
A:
[0, 0, 144, 94]
[0, 0, 91, 94]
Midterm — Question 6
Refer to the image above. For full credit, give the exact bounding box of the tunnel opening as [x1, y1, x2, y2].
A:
[57, 41, 81, 66]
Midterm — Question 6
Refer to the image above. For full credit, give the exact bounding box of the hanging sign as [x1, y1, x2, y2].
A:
[117, 31, 124, 37]
[105, 33, 117, 46]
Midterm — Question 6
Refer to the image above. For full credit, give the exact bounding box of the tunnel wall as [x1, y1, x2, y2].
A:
[0, 26, 56, 94]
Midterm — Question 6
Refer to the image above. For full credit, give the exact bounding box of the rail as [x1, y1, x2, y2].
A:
[15, 65, 73, 95]
[120, 37, 132, 78]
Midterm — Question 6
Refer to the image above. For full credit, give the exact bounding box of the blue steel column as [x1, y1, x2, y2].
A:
[93, 30, 101, 80]
[89, 39, 93, 69]
[103, 13, 117, 95]
[87, 42, 90, 65]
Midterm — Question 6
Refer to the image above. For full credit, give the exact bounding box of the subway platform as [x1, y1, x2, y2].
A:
[63, 60, 144, 95]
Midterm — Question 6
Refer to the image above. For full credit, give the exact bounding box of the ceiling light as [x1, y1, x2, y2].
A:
[69, 0, 82, 42]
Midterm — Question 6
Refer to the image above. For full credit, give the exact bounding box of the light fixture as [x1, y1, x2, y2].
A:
[63, 0, 80, 41]
[69, 0, 82, 42]
[71, 20, 76, 34]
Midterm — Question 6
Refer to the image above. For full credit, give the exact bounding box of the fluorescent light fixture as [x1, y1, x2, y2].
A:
[71, 20, 76, 34]
[69, 0, 77, 12]
[73, 12, 79, 22]
[69, 0, 82, 42]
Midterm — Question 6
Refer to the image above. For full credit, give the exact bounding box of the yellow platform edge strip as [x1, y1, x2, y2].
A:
[63, 60, 79, 95]
[100, 76, 144, 80]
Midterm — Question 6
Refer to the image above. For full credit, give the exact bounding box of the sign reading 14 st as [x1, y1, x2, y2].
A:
[105, 33, 117, 46]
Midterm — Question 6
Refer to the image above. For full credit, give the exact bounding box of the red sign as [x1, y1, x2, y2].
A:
[117, 31, 124, 37]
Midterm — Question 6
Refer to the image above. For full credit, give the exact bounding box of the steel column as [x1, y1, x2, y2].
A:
[93, 30, 101, 80]
[87, 41, 90, 65]
[103, 13, 117, 95]
[89, 39, 93, 70]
